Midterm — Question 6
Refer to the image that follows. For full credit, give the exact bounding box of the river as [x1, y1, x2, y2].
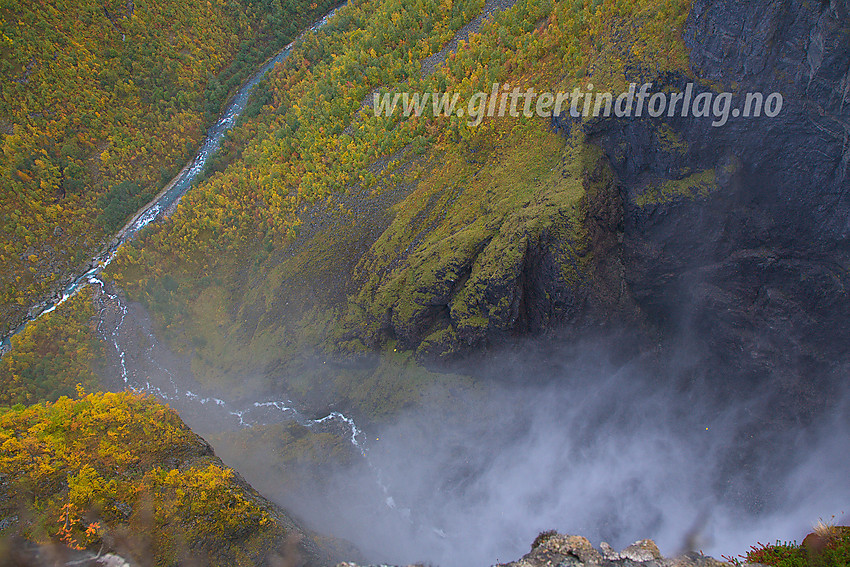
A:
[0, 3, 344, 353]
[1, 0, 405, 534]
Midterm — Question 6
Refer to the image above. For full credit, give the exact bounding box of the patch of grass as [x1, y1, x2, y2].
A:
[633, 168, 718, 207]
[740, 541, 808, 567]
[656, 124, 689, 155]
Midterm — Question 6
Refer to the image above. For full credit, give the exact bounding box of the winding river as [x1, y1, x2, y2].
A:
[0, 4, 343, 352]
[2, 0, 405, 527]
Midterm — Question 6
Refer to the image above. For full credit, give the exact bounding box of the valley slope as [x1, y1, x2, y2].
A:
[1, 0, 849, 564]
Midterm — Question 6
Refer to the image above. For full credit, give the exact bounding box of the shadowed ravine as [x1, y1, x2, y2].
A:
[4, 0, 850, 565]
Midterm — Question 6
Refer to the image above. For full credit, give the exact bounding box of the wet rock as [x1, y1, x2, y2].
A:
[552, 0, 850, 408]
[334, 534, 731, 567]
[600, 541, 620, 561]
[499, 535, 675, 567]
[97, 554, 133, 567]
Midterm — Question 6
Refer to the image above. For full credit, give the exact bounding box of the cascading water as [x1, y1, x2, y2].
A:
[89, 273, 407, 522]
[89, 276, 128, 384]
[0, 3, 345, 354]
[0, 0, 410, 538]
[90, 276, 362, 433]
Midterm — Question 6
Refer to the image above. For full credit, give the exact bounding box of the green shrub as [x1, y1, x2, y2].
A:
[734, 530, 850, 567]
[743, 541, 807, 567]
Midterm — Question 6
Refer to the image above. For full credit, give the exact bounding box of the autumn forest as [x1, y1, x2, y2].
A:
[5, 0, 839, 565]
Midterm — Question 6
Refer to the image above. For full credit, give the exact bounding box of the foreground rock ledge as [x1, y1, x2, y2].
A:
[336, 533, 733, 567]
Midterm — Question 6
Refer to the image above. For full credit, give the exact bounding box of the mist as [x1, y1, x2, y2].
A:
[99, 290, 849, 567]
[218, 336, 850, 567]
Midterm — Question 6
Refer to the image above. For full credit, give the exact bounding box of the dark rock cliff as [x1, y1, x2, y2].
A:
[555, 0, 850, 400]
[340, 0, 850, 371]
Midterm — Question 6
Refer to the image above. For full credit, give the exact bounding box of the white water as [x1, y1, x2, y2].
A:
[0, 2, 345, 353]
[89, 276, 404, 523]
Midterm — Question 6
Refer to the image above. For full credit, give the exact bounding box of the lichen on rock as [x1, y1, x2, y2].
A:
[334, 532, 732, 567]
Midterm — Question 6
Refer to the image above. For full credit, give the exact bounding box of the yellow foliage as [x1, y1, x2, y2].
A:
[0, 392, 284, 563]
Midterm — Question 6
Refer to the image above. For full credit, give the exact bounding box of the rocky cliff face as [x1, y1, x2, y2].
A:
[553, 0, 850, 402]
[341, 0, 850, 375]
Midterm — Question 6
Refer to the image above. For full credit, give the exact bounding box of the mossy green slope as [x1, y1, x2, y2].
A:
[337, 121, 598, 356]
[94, 0, 693, 413]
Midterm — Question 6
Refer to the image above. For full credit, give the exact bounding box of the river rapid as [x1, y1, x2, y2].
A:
[0, 4, 344, 353]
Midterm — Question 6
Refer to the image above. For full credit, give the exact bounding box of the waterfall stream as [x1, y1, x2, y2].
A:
[89, 273, 406, 521]
[0, 0, 408, 532]
[0, 3, 344, 352]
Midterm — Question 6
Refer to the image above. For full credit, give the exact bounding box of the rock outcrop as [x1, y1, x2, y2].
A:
[0, 392, 336, 567]
[334, 533, 731, 567]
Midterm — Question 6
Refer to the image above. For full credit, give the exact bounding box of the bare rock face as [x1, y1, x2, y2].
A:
[618, 539, 663, 562]
[553, 0, 850, 412]
[496, 534, 726, 567]
[334, 533, 731, 567]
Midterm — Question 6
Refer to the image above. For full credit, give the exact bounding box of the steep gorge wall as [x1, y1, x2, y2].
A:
[94, 0, 850, 417]
[554, 0, 850, 397]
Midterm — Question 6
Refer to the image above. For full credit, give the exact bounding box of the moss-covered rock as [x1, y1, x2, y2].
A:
[333, 121, 612, 358]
